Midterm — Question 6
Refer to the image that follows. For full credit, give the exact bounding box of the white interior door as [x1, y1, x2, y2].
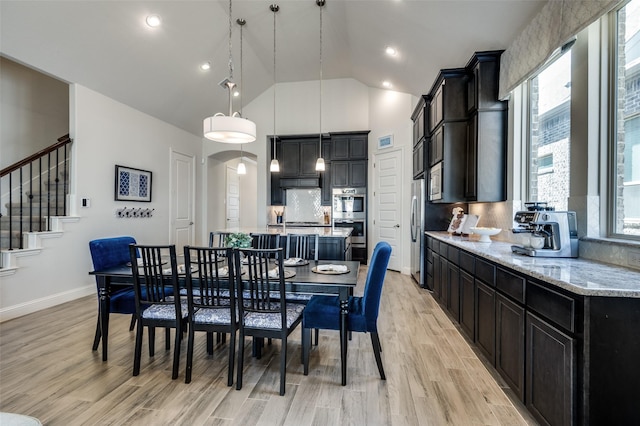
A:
[373, 148, 403, 271]
[170, 150, 195, 247]
[226, 166, 240, 228]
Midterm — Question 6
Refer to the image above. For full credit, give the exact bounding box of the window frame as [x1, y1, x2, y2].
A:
[607, 1, 640, 241]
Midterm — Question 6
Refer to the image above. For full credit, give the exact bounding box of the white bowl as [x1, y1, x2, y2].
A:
[469, 227, 501, 243]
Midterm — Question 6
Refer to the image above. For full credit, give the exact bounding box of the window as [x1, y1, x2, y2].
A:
[538, 154, 553, 174]
[527, 51, 572, 211]
[613, 0, 640, 237]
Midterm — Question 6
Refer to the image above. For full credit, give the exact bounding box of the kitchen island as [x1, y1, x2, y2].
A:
[215, 227, 352, 261]
[425, 231, 640, 426]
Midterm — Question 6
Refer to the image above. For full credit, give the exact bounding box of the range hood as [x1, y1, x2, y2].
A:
[279, 178, 320, 188]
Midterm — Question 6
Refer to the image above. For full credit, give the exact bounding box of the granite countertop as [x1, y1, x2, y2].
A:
[427, 231, 640, 298]
[220, 227, 352, 238]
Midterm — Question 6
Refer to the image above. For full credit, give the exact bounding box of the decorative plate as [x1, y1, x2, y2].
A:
[312, 265, 350, 275]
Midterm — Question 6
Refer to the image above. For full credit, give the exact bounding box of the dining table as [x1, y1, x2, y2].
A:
[89, 259, 360, 386]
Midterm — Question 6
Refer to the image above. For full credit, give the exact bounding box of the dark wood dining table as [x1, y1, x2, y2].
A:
[89, 259, 360, 386]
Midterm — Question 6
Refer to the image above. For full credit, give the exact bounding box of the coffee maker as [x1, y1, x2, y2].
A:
[511, 206, 579, 258]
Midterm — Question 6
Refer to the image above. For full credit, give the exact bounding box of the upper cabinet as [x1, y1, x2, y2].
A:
[465, 51, 507, 202]
[329, 131, 369, 188]
[424, 51, 507, 203]
[428, 69, 468, 134]
[412, 96, 428, 179]
[331, 132, 368, 161]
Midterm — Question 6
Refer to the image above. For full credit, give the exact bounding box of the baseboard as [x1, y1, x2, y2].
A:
[0, 285, 94, 323]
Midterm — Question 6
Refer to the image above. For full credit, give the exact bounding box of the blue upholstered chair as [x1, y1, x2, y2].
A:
[302, 241, 392, 379]
[89, 236, 138, 351]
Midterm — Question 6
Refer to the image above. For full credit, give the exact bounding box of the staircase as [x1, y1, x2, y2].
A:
[1, 135, 75, 273]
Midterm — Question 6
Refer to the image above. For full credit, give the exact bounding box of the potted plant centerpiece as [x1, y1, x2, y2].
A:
[224, 232, 252, 249]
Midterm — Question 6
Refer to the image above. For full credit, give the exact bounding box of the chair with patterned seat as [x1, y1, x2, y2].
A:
[89, 236, 138, 351]
[209, 231, 233, 248]
[285, 233, 319, 261]
[129, 244, 187, 380]
[302, 241, 392, 380]
[183, 245, 239, 385]
[234, 247, 304, 395]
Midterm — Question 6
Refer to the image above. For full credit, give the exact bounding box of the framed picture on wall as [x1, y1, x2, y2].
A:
[115, 165, 152, 202]
[378, 134, 394, 149]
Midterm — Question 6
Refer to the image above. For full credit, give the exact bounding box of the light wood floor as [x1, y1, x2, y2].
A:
[0, 268, 538, 425]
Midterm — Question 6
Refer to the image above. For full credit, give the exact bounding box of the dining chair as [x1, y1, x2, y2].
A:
[89, 236, 138, 351]
[209, 231, 232, 248]
[251, 233, 281, 250]
[302, 241, 392, 379]
[234, 247, 305, 395]
[129, 244, 187, 380]
[285, 233, 319, 261]
[183, 246, 239, 385]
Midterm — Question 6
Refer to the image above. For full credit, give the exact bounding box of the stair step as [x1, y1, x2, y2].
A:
[4, 204, 66, 216]
[0, 217, 48, 231]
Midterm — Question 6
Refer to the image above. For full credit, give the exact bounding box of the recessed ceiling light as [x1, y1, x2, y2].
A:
[146, 14, 161, 28]
[200, 62, 211, 71]
[382, 81, 392, 88]
[385, 46, 397, 56]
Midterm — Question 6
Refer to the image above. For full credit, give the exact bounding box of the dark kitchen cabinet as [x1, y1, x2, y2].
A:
[475, 280, 496, 365]
[331, 133, 368, 160]
[465, 51, 507, 202]
[429, 122, 467, 203]
[281, 138, 319, 179]
[332, 160, 367, 188]
[412, 96, 428, 179]
[321, 139, 332, 206]
[526, 312, 576, 426]
[459, 270, 475, 340]
[413, 139, 425, 179]
[432, 252, 441, 300]
[496, 293, 525, 401]
[428, 69, 467, 134]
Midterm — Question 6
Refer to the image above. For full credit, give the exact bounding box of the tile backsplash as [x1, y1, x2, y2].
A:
[284, 188, 323, 222]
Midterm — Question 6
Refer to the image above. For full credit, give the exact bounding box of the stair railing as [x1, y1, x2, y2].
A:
[0, 134, 72, 250]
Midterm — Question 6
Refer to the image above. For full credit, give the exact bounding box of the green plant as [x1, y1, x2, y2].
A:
[224, 232, 252, 248]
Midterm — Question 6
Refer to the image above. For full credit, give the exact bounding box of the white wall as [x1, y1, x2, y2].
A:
[0, 84, 202, 321]
[0, 57, 69, 168]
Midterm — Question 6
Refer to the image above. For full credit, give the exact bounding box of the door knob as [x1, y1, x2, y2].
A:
[394, 224, 400, 228]
[189, 222, 194, 225]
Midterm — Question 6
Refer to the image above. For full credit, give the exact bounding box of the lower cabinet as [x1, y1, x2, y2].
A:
[432, 252, 441, 300]
[496, 294, 525, 401]
[447, 261, 460, 322]
[317, 237, 348, 261]
[475, 280, 496, 365]
[526, 312, 576, 426]
[459, 270, 475, 340]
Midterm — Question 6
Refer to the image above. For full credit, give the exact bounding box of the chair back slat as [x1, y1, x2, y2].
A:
[129, 244, 181, 313]
[184, 246, 236, 313]
[209, 232, 233, 248]
[235, 248, 285, 318]
[285, 234, 319, 260]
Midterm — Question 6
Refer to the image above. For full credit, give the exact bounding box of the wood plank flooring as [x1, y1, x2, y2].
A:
[0, 268, 538, 425]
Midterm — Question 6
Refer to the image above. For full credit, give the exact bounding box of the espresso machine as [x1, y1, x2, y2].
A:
[511, 209, 579, 258]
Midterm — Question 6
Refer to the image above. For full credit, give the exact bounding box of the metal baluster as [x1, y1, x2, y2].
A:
[46, 152, 51, 231]
[19, 168, 23, 249]
[38, 157, 43, 232]
[63, 143, 68, 216]
[28, 162, 33, 233]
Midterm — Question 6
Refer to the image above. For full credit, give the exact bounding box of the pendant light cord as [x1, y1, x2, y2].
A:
[319, 0, 323, 158]
[272, 5, 279, 160]
[227, 0, 234, 81]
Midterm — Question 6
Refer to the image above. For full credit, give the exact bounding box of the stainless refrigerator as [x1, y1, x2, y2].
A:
[410, 179, 426, 288]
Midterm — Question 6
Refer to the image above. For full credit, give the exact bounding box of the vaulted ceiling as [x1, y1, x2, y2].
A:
[0, 1, 546, 137]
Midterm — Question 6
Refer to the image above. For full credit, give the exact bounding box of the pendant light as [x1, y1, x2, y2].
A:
[315, 0, 325, 172]
[203, 0, 256, 144]
[237, 18, 247, 174]
[269, 4, 281, 173]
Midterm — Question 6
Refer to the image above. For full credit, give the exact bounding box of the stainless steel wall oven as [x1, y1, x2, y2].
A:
[332, 188, 367, 263]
